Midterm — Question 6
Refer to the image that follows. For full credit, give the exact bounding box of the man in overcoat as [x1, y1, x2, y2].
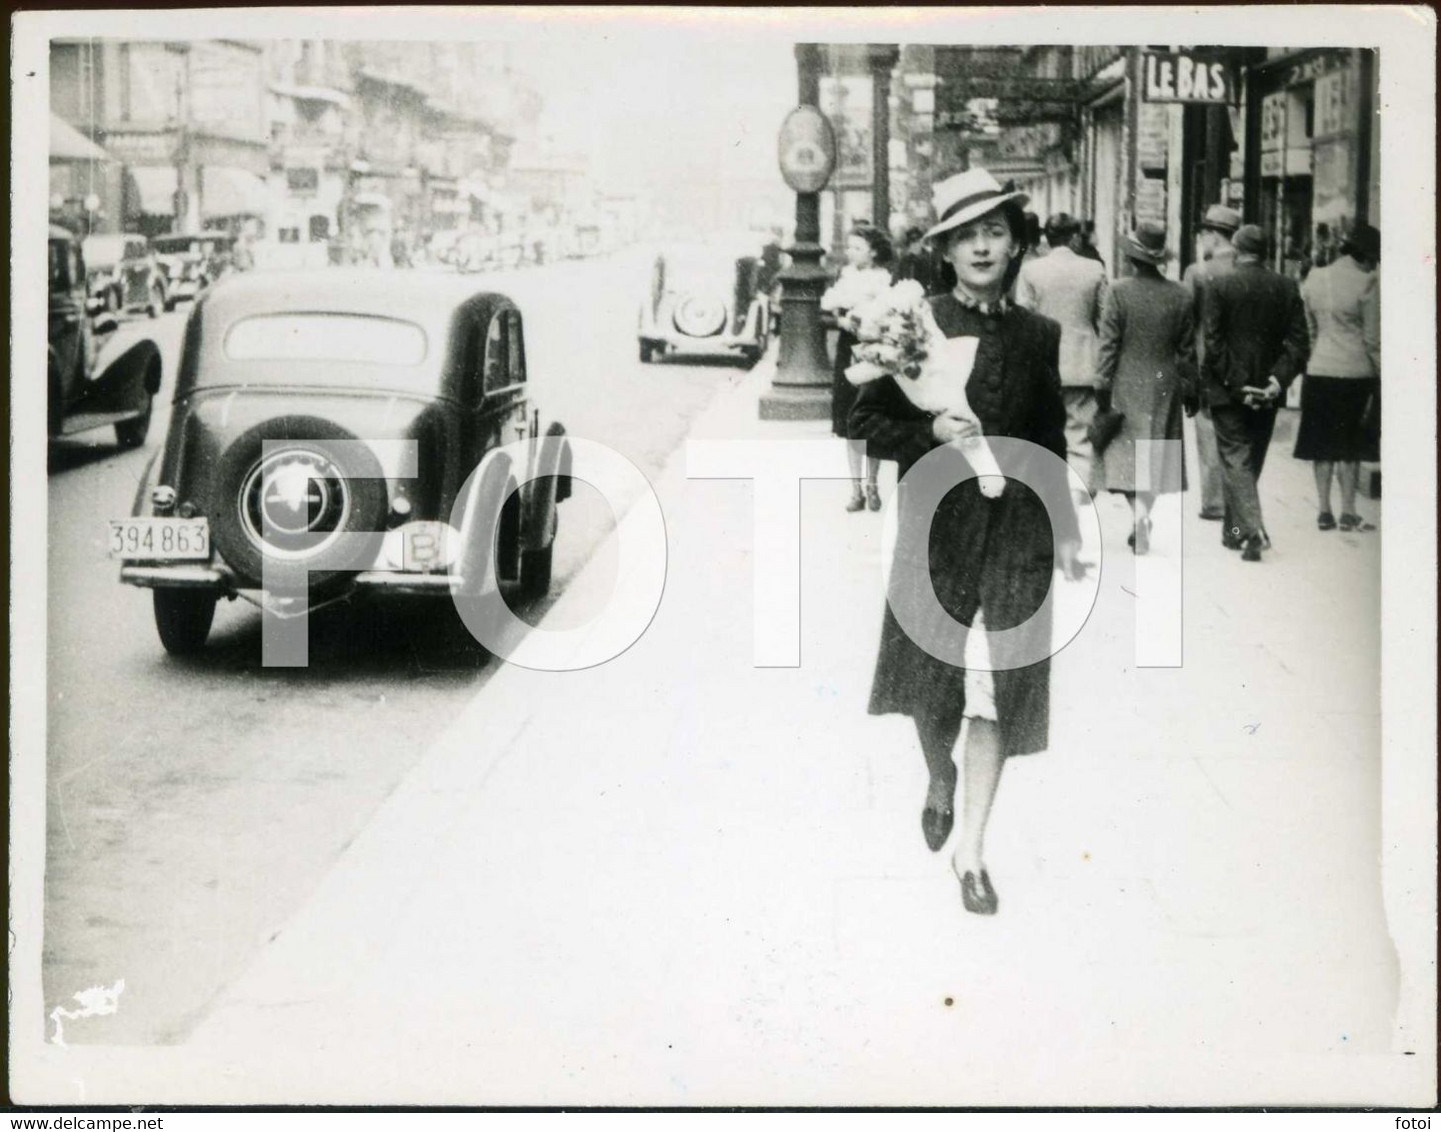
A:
[1015, 212, 1109, 502]
[1182, 203, 1242, 521]
[1200, 224, 1311, 561]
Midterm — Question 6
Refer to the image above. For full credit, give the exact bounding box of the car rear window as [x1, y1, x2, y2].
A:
[223, 314, 429, 367]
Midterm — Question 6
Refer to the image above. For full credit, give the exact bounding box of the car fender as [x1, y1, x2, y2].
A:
[93, 336, 163, 396]
[451, 445, 517, 594]
[520, 421, 569, 552]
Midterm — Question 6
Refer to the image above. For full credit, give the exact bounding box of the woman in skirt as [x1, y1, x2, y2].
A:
[849, 168, 1087, 915]
[1092, 221, 1197, 554]
[1295, 223, 1380, 532]
[822, 225, 894, 512]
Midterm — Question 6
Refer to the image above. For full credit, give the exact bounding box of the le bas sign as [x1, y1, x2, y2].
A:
[1142, 51, 1237, 105]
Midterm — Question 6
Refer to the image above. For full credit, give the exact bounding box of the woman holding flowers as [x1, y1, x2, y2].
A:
[849, 169, 1087, 916]
[822, 225, 895, 512]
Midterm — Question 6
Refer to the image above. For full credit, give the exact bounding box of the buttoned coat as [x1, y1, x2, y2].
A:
[849, 296, 1079, 759]
[1200, 261, 1310, 407]
[1015, 245, 1109, 388]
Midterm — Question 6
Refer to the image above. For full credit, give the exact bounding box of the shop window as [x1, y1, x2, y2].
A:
[483, 311, 509, 394]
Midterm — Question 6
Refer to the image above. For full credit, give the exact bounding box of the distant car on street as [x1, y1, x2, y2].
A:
[151, 232, 234, 308]
[114, 269, 573, 656]
[637, 242, 770, 366]
[49, 224, 163, 445]
[82, 232, 168, 318]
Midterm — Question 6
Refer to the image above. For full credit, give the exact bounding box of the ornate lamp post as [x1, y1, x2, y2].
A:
[759, 43, 836, 421]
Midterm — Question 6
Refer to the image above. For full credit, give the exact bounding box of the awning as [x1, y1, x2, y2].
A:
[351, 191, 392, 210]
[51, 114, 109, 163]
[200, 166, 269, 219]
[127, 165, 179, 215]
[269, 81, 350, 109]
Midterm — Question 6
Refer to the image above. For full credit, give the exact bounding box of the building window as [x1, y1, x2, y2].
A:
[309, 215, 330, 242]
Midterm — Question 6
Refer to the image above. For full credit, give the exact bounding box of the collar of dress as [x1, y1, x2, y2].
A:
[950, 288, 1011, 318]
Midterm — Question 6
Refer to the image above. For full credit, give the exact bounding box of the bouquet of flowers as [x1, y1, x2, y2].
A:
[845, 280, 1005, 497]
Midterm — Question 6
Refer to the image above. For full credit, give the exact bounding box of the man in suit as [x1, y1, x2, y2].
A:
[1015, 212, 1109, 501]
[1201, 224, 1311, 562]
[1183, 203, 1242, 521]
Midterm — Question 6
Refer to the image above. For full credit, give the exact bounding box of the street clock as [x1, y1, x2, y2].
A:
[777, 105, 836, 194]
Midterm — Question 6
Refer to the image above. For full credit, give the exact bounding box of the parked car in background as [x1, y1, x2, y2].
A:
[151, 232, 232, 307]
[114, 270, 573, 656]
[49, 225, 163, 445]
[82, 233, 168, 317]
[637, 241, 770, 366]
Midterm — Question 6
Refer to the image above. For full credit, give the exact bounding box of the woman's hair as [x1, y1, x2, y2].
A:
[851, 224, 895, 267]
[938, 200, 1028, 254]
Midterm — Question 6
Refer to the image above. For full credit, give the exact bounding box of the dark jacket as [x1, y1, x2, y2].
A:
[849, 296, 1078, 758]
[1200, 260, 1309, 407]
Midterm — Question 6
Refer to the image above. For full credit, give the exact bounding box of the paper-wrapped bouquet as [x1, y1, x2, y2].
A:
[845, 280, 1005, 498]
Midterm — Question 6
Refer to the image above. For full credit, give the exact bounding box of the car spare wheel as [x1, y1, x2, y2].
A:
[211, 415, 388, 594]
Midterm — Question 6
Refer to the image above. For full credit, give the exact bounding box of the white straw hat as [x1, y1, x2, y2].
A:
[923, 168, 1029, 242]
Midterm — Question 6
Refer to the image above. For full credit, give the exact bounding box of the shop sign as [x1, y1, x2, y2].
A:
[1134, 176, 1166, 226]
[103, 131, 175, 164]
[1142, 51, 1236, 104]
[286, 167, 320, 194]
[1136, 102, 1169, 171]
[1277, 49, 1352, 90]
[778, 105, 837, 194]
[1314, 68, 1355, 140]
[1260, 92, 1287, 153]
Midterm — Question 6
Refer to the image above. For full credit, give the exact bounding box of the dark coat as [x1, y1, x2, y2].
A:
[1200, 261, 1309, 407]
[1093, 272, 1196, 493]
[849, 296, 1080, 758]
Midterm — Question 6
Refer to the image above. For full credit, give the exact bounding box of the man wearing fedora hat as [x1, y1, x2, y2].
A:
[1200, 223, 1311, 561]
[1183, 203, 1243, 521]
[1014, 210, 1109, 503]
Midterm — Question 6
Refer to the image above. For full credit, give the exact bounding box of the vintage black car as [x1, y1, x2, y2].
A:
[83, 232, 168, 317]
[115, 270, 573, 655]
[152, 232, 234, 307]
[637, 241, 770, 366]
[49, 225, 163, 444]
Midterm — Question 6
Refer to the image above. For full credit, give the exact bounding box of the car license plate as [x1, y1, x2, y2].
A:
[108, 518, 211, 561]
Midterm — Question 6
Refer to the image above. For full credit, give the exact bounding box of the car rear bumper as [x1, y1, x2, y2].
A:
[121, 562, 470, 599]
[642, 331, 764, 356]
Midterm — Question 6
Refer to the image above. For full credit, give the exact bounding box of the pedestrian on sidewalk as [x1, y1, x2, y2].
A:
[1014, 212, 1109, 506]
[1183, 203, 1242, 522]
[893, 226, 948, 297]
[849, 168, 1086, 917]
[822, 226, 894, 512]
[1294, 223, 1381, 533]
[1092, 221, 1196, 554]
[1200, 224, 1311, 562]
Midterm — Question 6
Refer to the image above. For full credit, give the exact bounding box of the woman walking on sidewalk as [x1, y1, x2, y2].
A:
[849, 169, 1087, 916]
[823, 226, 894, 512]
[1092, 221, 1197, 554]
[1294, 223, 1380, 532]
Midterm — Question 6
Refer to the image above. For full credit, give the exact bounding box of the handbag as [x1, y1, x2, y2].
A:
[1086, 408, 1126, 454]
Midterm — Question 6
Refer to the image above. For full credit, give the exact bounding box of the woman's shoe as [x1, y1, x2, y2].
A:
[845, 490, 866, 513]
[1133, 516, 1151, 556]
[1317, 511, 1337, 531]
[921, 805, 954, 852]
[952, 859, 999, 915]
[1338, 513, 1375, 532]
[865, 483, 882, 512]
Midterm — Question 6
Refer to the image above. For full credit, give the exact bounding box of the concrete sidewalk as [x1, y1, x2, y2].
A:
[171, 355, 1415, 1105]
